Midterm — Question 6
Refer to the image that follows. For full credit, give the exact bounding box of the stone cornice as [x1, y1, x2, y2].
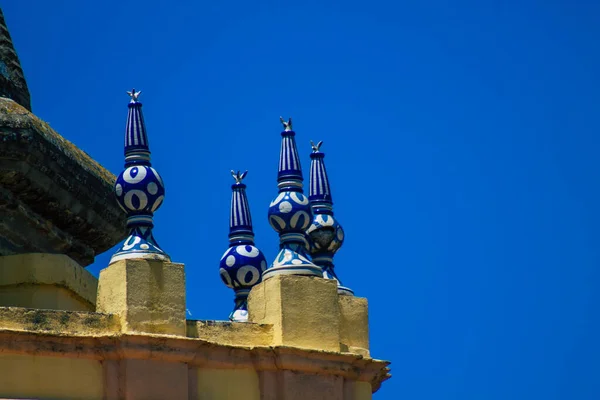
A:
[0, 328, 391, 392]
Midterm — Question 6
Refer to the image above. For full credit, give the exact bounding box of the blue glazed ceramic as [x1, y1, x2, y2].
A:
[262, 117, 321, 280]
[115, 165, 165, 215]
[110, 90, 170, 264]
[306, 141, 353, 295]
[219, 171, 267, 322]
[267, 191, 312, 233]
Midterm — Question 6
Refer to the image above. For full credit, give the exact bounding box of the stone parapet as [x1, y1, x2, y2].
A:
[0, 267, 390, 398]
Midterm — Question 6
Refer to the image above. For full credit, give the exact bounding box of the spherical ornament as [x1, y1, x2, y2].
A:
[268, 191, 312, 233]
[307, 214, 344, 256]
[219, 244, 267, 290]
[115, 165, 165, 214]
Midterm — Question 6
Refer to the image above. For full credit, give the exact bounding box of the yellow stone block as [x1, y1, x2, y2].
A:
[258, 370, 344, 400]
[339, 296, 370, 356]
[194, 368, 260, 400]
[121, 359, 188, 400]
[0, 353, 103, 400]
[344, 380, 373, 400]
[354, 382, 374, 400]
[283, 371, 344, 400]
[0, 253, 97, 311]
[248, 275, 340, 352]
[96, 259, 186, 336]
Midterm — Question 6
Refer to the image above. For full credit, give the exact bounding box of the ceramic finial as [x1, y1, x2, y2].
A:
[265, 117, 321, 279]
[306, 141, 353, 295]
[220, 170, 267, 321]
[110, 90, 169, 264]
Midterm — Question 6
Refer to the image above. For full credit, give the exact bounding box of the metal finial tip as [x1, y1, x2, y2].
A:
[127, 88, 142, 103]
[231, 170, 248, 184]
[310, 140, 323, 153]
[280, 116, 293, 131]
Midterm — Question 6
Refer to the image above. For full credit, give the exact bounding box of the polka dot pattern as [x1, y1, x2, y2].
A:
[268, 191, 312, 233]
[115, 166, 165, 214]
[219, 244, 267, 290]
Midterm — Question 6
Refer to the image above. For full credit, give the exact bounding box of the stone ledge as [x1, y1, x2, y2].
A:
[0, 307, 120, 336]
[186, 320, 273, 347]
[0, 254, 98, 310]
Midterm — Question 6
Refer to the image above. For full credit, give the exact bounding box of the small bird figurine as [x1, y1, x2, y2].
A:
[231, 170, 248, 184]
[310, 140, 323, 153]
[127, 88, 142, 103]
[280, 116, 293, 131]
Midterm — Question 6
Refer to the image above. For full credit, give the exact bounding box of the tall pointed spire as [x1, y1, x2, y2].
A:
[306, 141, 353, 295]
[111, 90, 169, 263]
[0, 8, 31, 111]
[264, 117, 321, 279]
[219, 171, 267, 322]
[229, 170, 253, 241]
[308, 140, 332, 208]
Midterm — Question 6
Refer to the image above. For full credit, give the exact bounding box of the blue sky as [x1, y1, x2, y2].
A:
[5, 1, 600, 398]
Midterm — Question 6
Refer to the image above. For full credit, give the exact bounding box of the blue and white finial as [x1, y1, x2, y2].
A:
[307, 141, 353, 295]
[110, 90, 169, 264]
[220, 171, 267, 322]
[264, 117, 321, 279]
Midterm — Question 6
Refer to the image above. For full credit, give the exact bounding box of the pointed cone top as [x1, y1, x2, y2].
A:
[277, 117, 303, 185]
[0, 8, 31, 111]
[309, 141, 333, 205]
[124, 89, 151, 165]
[229, 170, 254, 241]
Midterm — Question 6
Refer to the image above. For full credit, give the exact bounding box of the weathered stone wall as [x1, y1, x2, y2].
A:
[0, 99, 126, 265]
